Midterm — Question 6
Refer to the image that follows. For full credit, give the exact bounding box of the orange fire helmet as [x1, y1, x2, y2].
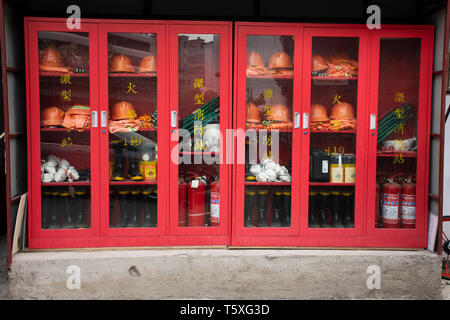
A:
[246, 102, 261, 123]
[41, 106, 65, 127]
[266, 104, 291, 122]
[138, 54, 157, 73]
[111, 101, 137, 121]
[247, 51, 265, 67]
[329, 102, 355, 120]
[311, 104, 329, 122]
[268, 51, 292, 69]
[312, 54, 328, 72]
[110, 54, 135, 73]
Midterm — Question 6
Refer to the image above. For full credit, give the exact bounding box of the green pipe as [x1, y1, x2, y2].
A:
[182, 101, 220, 126]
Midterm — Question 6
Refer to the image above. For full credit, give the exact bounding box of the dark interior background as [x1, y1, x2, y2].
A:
[5, 0, 447, 24]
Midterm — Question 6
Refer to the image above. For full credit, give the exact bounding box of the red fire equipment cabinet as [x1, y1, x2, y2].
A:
[26, 18, 232, 249]
[232, 22, 433, 248]
[26, 18, 433, 249]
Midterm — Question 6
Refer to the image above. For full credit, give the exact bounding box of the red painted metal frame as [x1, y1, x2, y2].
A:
[168, 21, 232, 243]
[365, 28, 434, 248]
[232, 23, 303, 246]
[98, 22, 168, 239]
[298, 27, 370, 245]
[26, 20, 101, 249]
[1, 0, 12, 267]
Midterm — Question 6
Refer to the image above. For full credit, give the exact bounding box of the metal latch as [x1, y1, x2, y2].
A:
[370, 114, 377, 130]
[91, 111, 98, 128]
[101, 111, 107, 127]
[303, 112, 309, 129]
[171, 111, 177, 128]
[294, 112, 301, 129]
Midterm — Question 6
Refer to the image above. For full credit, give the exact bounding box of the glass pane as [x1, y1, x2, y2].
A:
[177, 34, 220, 227]
[244, 35, 294, 228]
[38, 31, 91, 229]
[107, 33, 158, 228]
[375, 38, 420, 229]
[308, 37, 359, 228]
[41, 186, 91, 229]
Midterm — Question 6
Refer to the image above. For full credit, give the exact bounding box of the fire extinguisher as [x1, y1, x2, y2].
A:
[381, 177, 402, 228]
[179, 177, 187, 227]
[401, 178, 416, 229]
[375, 181, 381, 228]
[187, 175, 208, 227]
[209, 177, 220, 227]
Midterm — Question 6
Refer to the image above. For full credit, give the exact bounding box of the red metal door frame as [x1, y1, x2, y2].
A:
[297, 27, 369, 246]
[232, 23, 303, 246]
[167, 21, 232, 244]
[365, 27, 434, 247]
[98, 22, 169, 239]
[26, 20, 101, 248]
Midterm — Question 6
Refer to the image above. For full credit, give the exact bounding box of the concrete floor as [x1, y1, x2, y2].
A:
[442, 280, 450, 299]
[0, 233, 8, 300]
[7, 248, 445, 300]
[2, 237, 450, 299]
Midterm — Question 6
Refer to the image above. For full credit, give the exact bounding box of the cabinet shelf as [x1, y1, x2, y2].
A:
[309, 182, 355, 186]
[311, 130, 356, 134]
[41, 181, 91, 186]
[179, 151, 218, 156]
[109, 180, 157, 186]
[137, 128, 157, 131]
[39, 71, 89, 77]
[377, 152, 417, 158]
[245, 182, 291, 186]
[311, 76, 358, 81]
[245, 128, 292, 132]
[41, 127, 90, 132]
[247, 74, 293, 79]
[109, 72, 157, 78]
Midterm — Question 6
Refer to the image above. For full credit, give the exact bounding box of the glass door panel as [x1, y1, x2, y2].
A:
[38, 31, 92, 229]
[244, 35, 294, 228]
[375, 38, 421, 229]
[308, 37, 359, 229]
[177, 34, 221, 228]
[107, 32, 158, 228]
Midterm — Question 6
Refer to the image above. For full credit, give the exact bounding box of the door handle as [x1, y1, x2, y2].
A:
[302, 113, 309, 129]
[101, 111, 107, 128]
[294, 112, 301, 128]
[171, 111, 178, 128]
[370, 114, 377, 130]
[91, 111, 98, 128]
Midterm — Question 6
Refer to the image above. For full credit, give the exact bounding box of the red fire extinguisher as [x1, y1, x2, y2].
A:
[187, 175, 207, 227]
[401, 178, 416, 229]
[375, 181, 381, 228]
[381, 177, 402, 228]
[179, 178, 187, 227]
[209, 177, 220, 227]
